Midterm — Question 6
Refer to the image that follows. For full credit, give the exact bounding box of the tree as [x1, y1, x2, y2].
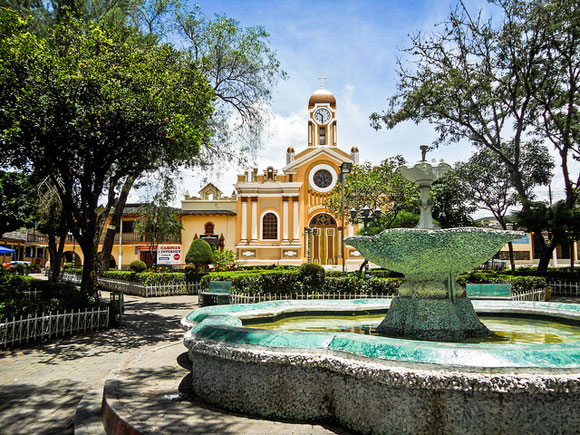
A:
[0, 10, 213, 294]
[371, 0, 577, 271]
[0, 170, 36, 235]
[133, 194, 183, 267]
[176, 7, 286, 168]
[185, 238, 213, 278]
[431, 169, 477, 229]
[324, 156, 419, 231]
[99, 4, 286, 271]
[34, 180, 69, 282]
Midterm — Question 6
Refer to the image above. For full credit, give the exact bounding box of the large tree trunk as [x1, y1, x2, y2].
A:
[507, 242, 515, 272]
[100, 177, 134, 271]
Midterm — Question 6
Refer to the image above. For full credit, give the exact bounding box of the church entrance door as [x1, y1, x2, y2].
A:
[308, 213, 339, 265]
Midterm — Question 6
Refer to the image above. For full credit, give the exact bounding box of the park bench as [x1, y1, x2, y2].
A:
[465, 283, 512, 299]
[200, 281, 232, 307]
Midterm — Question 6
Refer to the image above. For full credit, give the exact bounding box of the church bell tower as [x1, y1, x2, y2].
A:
[308, 75, 337, 147]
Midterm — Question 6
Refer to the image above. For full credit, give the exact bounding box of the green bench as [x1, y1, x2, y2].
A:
[200, 281, 232, 307]
[466, 283, 512, 299]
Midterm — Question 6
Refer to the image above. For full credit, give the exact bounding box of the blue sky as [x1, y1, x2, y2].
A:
[174, 0, 570, 207]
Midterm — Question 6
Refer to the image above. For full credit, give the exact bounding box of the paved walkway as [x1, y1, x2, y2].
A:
[0, 283, 578, 434]
[0, 292, 199, 434]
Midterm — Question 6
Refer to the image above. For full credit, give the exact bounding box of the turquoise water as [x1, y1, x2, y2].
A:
[245, 314, 580, 344]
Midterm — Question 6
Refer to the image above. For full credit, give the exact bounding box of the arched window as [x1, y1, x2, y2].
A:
[204, 222, 214, 235]
[262, 213, 278, 240]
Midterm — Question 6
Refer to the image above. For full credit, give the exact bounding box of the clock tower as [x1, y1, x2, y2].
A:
[308, 75, 337, 147]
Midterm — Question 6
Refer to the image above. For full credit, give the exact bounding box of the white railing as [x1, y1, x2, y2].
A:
[0, 306, 109, 348]
[61, 271, 82, 284]
[230, 292, 395, 304]
[548, 281, 580, 296]
[511, 288, 546, 302]
[97, 277, 200, 297]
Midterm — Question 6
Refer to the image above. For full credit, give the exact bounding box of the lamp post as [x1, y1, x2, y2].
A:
[350, 205, 384, 281]
[68, 232, 76, 268]
[304, 227, 313, 263]
[339, 162, 353, 275]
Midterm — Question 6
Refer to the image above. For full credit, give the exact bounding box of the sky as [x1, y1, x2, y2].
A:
[165, 0, 573, 213]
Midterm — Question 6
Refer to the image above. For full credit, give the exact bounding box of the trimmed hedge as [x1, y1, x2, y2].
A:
[201, 270, 402, 296]
[100, 270, 186, 285]
[502, 267, 579, 283]
[457, 271, 546, 294]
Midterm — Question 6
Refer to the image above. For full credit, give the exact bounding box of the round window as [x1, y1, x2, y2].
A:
[313, 169, 333, 188]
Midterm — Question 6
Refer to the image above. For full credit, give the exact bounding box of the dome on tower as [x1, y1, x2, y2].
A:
[309, 88, 336, 106]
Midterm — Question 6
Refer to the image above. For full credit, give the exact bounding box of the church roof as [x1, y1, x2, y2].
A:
[179, 210, 236, 216]
[309, 88, 336, 106]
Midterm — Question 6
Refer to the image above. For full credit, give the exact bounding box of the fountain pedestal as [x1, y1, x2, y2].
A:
[376, 294, 489, 340]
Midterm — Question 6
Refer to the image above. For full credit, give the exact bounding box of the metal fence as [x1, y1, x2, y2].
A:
[61, 271, 81, 284]
[97, 277, 200, 297]
[511, 288, 546, 301]
[0, 306, 109, 348]
[548, 281, 580, 297]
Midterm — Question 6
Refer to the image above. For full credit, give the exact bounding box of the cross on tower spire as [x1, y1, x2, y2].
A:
[317, 74, 327, 88]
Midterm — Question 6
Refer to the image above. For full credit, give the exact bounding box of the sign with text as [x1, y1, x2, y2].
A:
[156, 244, 181, 265]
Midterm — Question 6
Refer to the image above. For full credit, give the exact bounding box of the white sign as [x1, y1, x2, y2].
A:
[157, 244, 181, 265]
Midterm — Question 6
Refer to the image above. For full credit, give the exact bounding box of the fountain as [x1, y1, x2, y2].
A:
[183, 148, 580, 434]
[345, 146, 524, 340]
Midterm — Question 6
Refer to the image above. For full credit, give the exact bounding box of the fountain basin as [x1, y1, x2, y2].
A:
[345, 227, 525, 285]
[183, 299, 580, 434]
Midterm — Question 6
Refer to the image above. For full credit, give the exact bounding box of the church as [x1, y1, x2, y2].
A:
[182, 83, 362, 267]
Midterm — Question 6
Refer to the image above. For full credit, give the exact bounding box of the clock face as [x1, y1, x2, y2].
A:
[313, 108, 331, 125]
[313, 169, 333, 188]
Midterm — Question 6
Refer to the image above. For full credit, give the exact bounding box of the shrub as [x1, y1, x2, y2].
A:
[100, 270, 185, 285]
[298, 262, 325, 289]
[129, 260, 147, 273]
[186, 239, 213, 267]
[457, 272, 546, 294]
[211, 247, 236, 271]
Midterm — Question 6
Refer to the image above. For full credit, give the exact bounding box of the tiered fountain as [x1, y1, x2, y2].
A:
[183, 148, 580, 434]
[346, 146, 522, 340]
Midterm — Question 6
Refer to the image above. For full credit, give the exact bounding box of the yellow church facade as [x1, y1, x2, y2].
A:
[232, 86, 360, 266]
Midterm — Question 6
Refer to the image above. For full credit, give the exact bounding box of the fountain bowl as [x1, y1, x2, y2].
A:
[183, 299, 580, 434]
[345, 227, 525, 285]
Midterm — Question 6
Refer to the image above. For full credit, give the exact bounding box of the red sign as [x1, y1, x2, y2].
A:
[174, 253, 181, 261]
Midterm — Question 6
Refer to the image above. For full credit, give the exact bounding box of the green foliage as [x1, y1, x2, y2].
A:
[200, 269, 403, 297]
[457, 271, 547, 294]
[185, 238, 213, 267]
[176, 8, 286, 164]
[431, 169, 476, 228]
[0, 170, 36, 235]
[211, 247, 236, 271]
[200, 270, 301, 295]
[0, 271, 96, 318]
[133, 196, 183, 263]
[100, 269, 185, 285]
[0, 9, 214, 294]
[129, 260, 147, 272]
[298, 262, 325, 289]
[324, 156, 419, 230]
[370, 0, 579, 270]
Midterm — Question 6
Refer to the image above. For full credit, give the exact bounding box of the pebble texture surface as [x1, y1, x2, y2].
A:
[183, 300, 580, 434]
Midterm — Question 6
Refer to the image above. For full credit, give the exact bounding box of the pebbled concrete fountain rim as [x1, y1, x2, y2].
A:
[182, 299, 580, 371]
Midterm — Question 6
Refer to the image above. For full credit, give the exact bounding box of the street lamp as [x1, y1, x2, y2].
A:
[68, 232, 76, 268]
[339, 162, 353, 275]
[303, 227, 313, 263]
[350, 205, 384, 281]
